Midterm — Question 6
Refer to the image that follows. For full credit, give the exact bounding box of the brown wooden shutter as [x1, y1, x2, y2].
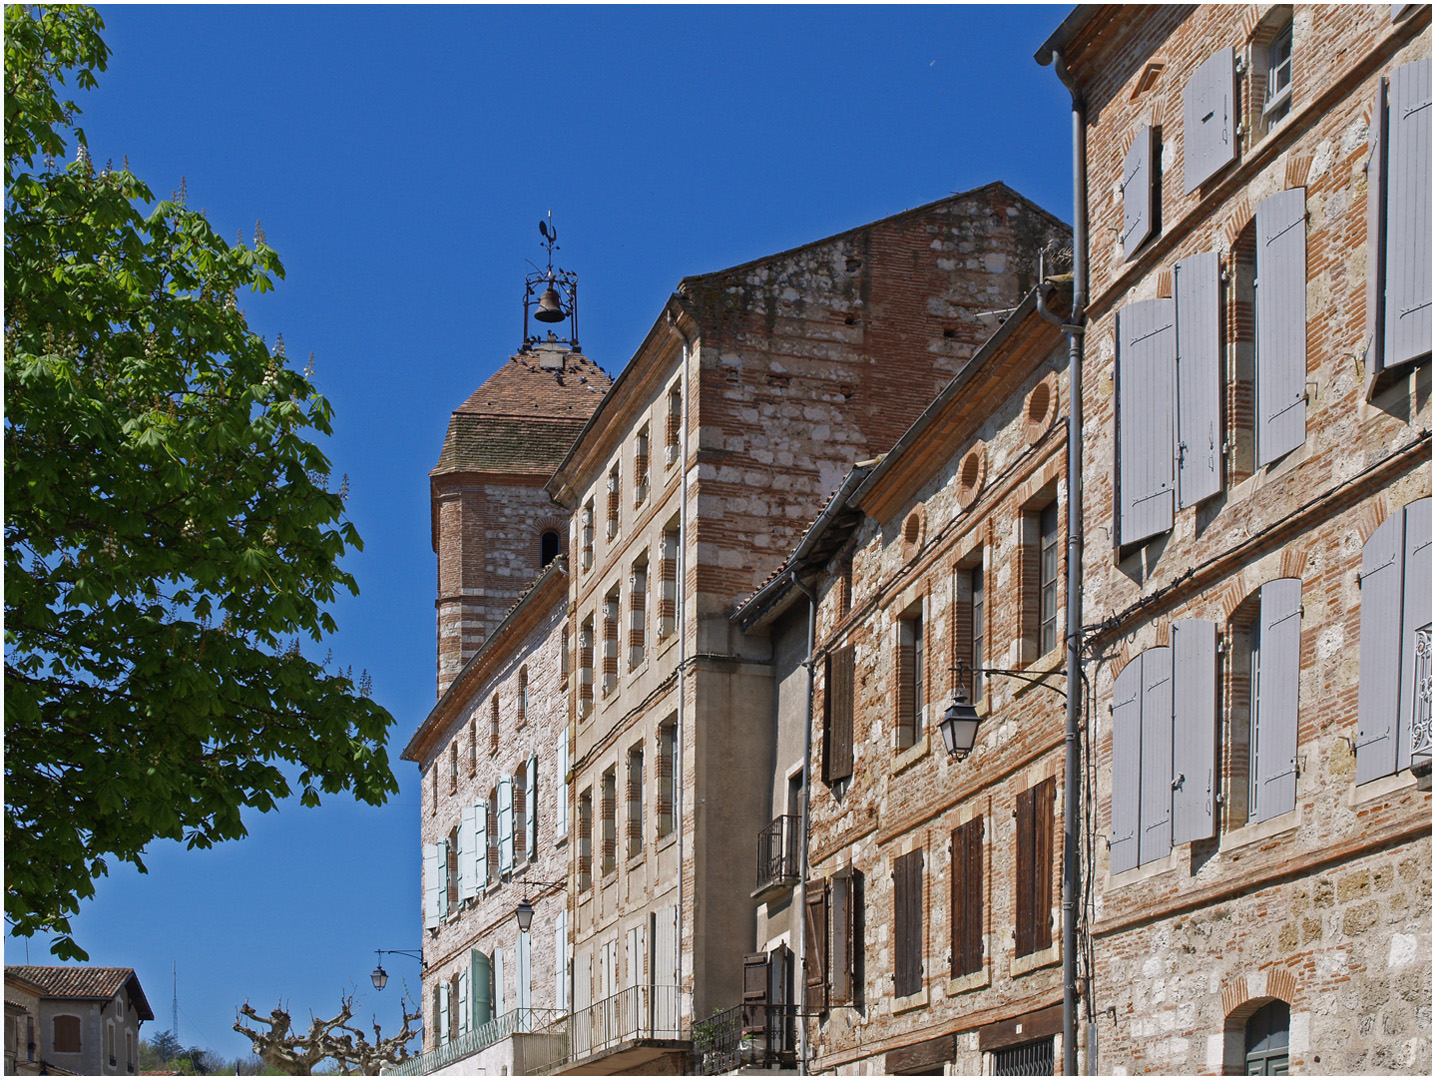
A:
[1033, 779, 1055, 951]
[950, 817, 984, 977]
[824, 645, 856, 782]
[896, 630, 915, 746]
[804, 882, 830, 1010]
[893, 850, 923, 997]
[742, 952, 770, 1035]
[1015, 786, 1036, 957]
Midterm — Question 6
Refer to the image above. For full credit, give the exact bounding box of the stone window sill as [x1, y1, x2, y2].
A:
[1010, 940, 1059, 978]
[945, 964, 990, 996]
[1108, 847, 1182, 889]
[1220, 804, 1301, 855]
[890, 732, 930, 776]
[892, 986, 929, 1015]
[1349, 769, 1418, 807]
[626, 850, 645, 873]
[656, 830, 678, 853]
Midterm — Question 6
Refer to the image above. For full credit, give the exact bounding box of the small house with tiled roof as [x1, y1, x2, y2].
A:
[4, 965, 153, 1076]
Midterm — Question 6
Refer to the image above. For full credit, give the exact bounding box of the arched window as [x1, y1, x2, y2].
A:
[540, 530, 560, 567]
[1244, 1000, 1290, 1075]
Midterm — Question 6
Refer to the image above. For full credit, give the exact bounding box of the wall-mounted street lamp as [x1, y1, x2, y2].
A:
[370, 949, 424, 991]
[513, 881, 566, 933]
[943, 662, 1068, 759]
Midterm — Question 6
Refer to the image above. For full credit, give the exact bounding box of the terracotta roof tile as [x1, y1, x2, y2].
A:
[6, 966, 154, 1020]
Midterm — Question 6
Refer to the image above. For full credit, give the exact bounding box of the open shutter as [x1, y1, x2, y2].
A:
[471, 949, 493, 1028]
[742, 953, 770, 1035]
[556, 736, 569, 837]
[1184, 48, 1237, 192]
[1398, 498, 1432, 771]
[518, 928, 533, 1013]
[498, 776, 514, 875]
[494, 946, 506, 1018]
[554, 910, 569, 1012]
[1117, 299, 1177, 546]
[424, 842, 442, 929]
[528, 752, 540, 857]
[824, 645, 856, 782]
[458, 804, 478, 902]
[458, 967, 470, 1035]
[1172, 621, 1219, 843]
[1255, 188, 1308, 467]
[1255, 578, 1302, 821]
[1122, 125, 1156, 259]
[804, 882, 830, 1009]
[1015, 787, 1035, 956]
[1110, 659, 1143, 874]
[1175, 251, 1223, 507]
[1366, 78, 1389, 386]
[1357, 514, 1405, 783]
[475, 799, 489, 888]
[1033, 779, 1054, 952]
[438, 981, 450, 1046]
[436, 839, 449, 919]
[1386, 59, 1433, 368]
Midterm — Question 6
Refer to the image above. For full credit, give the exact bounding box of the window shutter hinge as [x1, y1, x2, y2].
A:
[1171, 772, 1185, 790]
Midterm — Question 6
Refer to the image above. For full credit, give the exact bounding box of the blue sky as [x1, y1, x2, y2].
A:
[5, 3, 1074, 1061]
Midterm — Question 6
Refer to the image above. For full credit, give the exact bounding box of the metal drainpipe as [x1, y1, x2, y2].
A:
[790, 570, 818, 1077]
[669, 308, 694, 1029]
[1036, 46, 1088, 1077]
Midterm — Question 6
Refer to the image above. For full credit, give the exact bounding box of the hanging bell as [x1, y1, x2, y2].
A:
[534, 283, 566, 323]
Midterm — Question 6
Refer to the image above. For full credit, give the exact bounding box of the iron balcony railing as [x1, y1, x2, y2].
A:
[693, 1002, 802, 1075]
[756, 815, 801, 892]
[384, 1006, 566, 1076]
[530, 984, 690, 1074]
[1412, 624, 1431, 773]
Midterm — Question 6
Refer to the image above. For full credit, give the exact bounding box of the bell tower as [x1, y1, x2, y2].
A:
[430, 220, 610, 696]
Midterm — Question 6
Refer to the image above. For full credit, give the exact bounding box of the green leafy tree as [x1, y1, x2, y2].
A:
[4, 4, 397, 959]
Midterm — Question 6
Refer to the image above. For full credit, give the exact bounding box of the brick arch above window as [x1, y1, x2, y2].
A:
[1221, 966, 1298, 1020]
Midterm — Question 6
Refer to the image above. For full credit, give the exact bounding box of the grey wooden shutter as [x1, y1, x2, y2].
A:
[1183, 48, 1237, 192]
[458, 967, 470, 1035]
[1175, 251, 1223, 507]
[436, 838, 449, 920]
[1357, 513, 1404, 784]
[438, 980, 450, 1046]
[471, 949, 493, 1028]
[518, 930, 532, 1013]
[424, 841, 442, 929]
[1171, 620, 1219, 844]
[495, 946, 506, 1018]
[1366, 78, 1389, 385]
[1110, 659, 1143, 874]
[458, 803, 478, 902]
[804, 882, 830, 1009]
[743, 952, 771, 1035]
[1398, 498, 1432, 771]
[498, 776, 514, 874]
[1255, 188, 1308, 467]
[1122, 125, 1156, 259]
[1385, 58, 1433, 368]
[1138, 647, 1174, 866]
[528, 752, 539, 856]
[1117, 299, 1177, 546]
[1255, 578, 1302, 821]
[553, 910, 568, 1012]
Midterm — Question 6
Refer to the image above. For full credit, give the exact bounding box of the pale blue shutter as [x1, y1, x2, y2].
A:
[1255, 578, 1302, 821]
[494, 946, 506, 1018]
[1357, 514, 1404, 783]
[1366, 78, 1389, 386]
[437, 838, 449, 919]
[1398, 498, 1431, 771]
[423, 842, 442, 929]
[1110, 659, 1143, 874]
[1385, 59, 1433, 368]
[458, 967, 470, 1035]
[1184, 48, 1237, 192]
[518, 928, 533, 1014]
[554, 910, 569, 1012]
[556, 736, 569, 837]
[438, 981, 450, 1046]
[471, 949, 493, 1028]
[1117, 299, 1177, 545]
[476, 799, 488, 887]
[1175, 251, 1223, 507]
[458, 804, 477, 902]
[1171, 620, 1219, 843]
[1138, 647, 1174, 866]
[498, 776, 514, 875]
[528, 752, 539, 857]
[1255, 188, 1308, 467]
[1122, 126, 1156, 259]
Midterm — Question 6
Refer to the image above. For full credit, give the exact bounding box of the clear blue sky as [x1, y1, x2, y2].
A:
[5, 2, 1074, 1062]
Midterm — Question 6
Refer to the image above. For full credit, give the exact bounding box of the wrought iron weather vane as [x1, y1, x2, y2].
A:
[523, 211, 580, 351]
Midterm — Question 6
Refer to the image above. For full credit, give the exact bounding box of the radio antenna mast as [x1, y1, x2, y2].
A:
[172, 962, 179, 1039]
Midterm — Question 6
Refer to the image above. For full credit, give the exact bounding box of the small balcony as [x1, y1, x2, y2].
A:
[693, 1003, 801, 1075]
[753, 815, 801, 898]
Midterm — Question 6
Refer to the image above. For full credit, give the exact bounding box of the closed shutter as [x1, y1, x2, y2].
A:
[825, 645, 856, 782]
[950, 817, 983, 977]
[893, 851, 923, 997]
[1255, 188, 1308, 467]
[804, 882, 830, 1009]
[1385, 59, 1433, 367]
[830, 868, 859, 1004]
[471, 949, 493, 1028]
[1184, 47, 1237, 192]
[896, 626, 916, 747]
[459, 803, 478, 901]
[743, 953, 770, 1035]
[1117, 298, 1177, 546]
[1139, 646, 1174, 866]
[458, 967, 469, 1035]
[487, 799, 500, 884]
[1172, 620, 1219, 844]
[438, 981, 450, 1046]
[528, 752, 539, 856]
[424, 842, 442, 929]
[1122, 125, 1156, 259]
[1255, 578, 1302, 822]
[495, 946, 506, 1018]
[1033, 779, 1054, 952]
[555, 910, 570, 1012]
[436, 839, 449, 920]
[498, 776, 514, 875]
[1366, 78, 1389, 383]
[1015, 786, 1036, 957]
[1357, 513, 1405, 783]
[655, 728, 673, 835]
[1175, 251, 1223, 507]
[556, 737, 568, 837]
[1110, 659, 1143, 874]
[518, 929, 532, 1013]
[1398, 498, 1432, 771]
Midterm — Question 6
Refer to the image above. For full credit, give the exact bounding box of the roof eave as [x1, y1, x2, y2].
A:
[1034, 5, 1100, 65]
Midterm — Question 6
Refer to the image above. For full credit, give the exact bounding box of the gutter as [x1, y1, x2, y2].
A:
[790, 570, 818, 1077]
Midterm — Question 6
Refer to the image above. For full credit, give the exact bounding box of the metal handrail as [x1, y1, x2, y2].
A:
[756, 815, 801, 891]
[532, 984, 690, 1074]
[384, 1006, 566, 1076]
[693, 1002, 802, 1075]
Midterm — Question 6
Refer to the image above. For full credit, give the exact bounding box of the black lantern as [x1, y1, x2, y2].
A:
[515, 898, 535, 933]
[940, 693, 983, 758]
[370, 964, 388, 991]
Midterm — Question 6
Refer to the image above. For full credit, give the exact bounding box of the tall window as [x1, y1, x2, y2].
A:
[657, 717, 677, 839]
[665, 383, 682, 465]
[517, 666, 529, 727]
[446, 826, 460, 908]
[1263, 19, 1293, 130]
[971, 565, 985, 701]
[602, 589, 620, 696]
[578, 789, 593, 890]
[950, 816, 984, 977]
[430, 763, 438, 815]
[1015, 778, 1055, 957]
[629, 556, 648, 669]
[540, 529, 560, 567]
[487, 790, 500, 886]
[578, 616, 595, 717]
[490, 694, 500, 753]
[606, 463, 621, 540]
[448, 742, 458, 793]
[560, 621, 570, 686]
[634, 425, 650, 505]
[1039, 503, 1060, 656]
[1244, 1001, 1291, 1075]
[953, 560, 985, 704]
[896, 611, 923, 749]
[658, 521, 679, 639]
[822, 644, 856, 784]
[601, 766, 618, 876]
[581, 500, 595, 571]
[627, 744, 644, 859]
[514, 761, 528, 863]
[893, 849, 924, 998]
[468, 718, 477, 776]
